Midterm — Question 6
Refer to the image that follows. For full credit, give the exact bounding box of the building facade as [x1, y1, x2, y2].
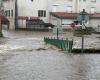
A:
[3, 0, 15, 29]
[3, 0, 100, 30]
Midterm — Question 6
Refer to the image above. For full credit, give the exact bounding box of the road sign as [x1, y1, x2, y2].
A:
[70, 23, 76, 28]
[77, 9, 90, 25]
[77, 9, 90, 53]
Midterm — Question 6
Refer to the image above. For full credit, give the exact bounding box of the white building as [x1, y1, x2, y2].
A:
[3, 0, 15, 29]
[3, 0, 100, 30]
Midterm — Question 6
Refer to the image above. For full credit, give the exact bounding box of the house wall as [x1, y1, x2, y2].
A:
[18, 20, 26, 28]
[3, 0, 100, 30]
[51, 16, 100, 30]
[79, 0, 100, 13]
[49, 0, 100, 13]
[18, 0, 49, 22]
[3, 0, 15, 30]
[90, 19, 100, 28]
[50, 15, 76, 29]
[61, 19, 75, 28]
[48, 0, 75, 12]
[17, 0, 49, 28]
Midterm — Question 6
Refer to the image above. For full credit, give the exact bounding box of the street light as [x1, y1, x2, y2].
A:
[78, 9, 90, 53]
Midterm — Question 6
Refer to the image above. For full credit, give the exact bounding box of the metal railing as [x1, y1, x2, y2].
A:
[44, 37, 73, 52]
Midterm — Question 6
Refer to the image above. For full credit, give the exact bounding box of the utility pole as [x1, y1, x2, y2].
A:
[0, 0, 3, 37]
[15, 0, 18, 30]
[78, 9, 89, 53]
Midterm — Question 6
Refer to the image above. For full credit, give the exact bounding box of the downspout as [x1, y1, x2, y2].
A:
[15, 0, 18, 30]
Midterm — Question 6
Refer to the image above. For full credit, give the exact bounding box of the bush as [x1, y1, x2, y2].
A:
[73, 27, 94, 37]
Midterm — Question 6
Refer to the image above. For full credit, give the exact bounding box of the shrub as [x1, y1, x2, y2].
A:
[73, 27, 94, 37]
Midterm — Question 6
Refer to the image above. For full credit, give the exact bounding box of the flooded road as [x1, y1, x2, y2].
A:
[0, 30, 100, 80]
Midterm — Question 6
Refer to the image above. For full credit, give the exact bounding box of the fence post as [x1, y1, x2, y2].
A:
[68, 39, 73, 53]
[70, 39, 73, 52]
[66, 38, 68, 51]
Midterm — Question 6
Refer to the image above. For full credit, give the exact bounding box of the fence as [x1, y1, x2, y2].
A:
[44, 37, 73, 52]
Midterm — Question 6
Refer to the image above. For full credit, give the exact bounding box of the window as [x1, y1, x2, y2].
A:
[8, 10, 10, 16]
[11, 10, 13, 16]
[5, 10, 10, 16]
[5, 11, 7, 16]
[67, 6, 72, 13]
[38, 10, 46, 17]
[91, 0, 96, 2]
[83, 0, 86, 2]
[52, 5, 59, 12]
[79, 0, 86, 1]
[90, 7, 95, 13]
[31, 0, 33, 2]
[68, 0, 72, 1]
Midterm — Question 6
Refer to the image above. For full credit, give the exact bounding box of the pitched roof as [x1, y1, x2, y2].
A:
[50, 12, 78, 19]
[50, 12, 100, 19]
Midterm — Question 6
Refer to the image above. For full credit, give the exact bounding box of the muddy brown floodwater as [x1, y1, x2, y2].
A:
[0, 30, 100, 80]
